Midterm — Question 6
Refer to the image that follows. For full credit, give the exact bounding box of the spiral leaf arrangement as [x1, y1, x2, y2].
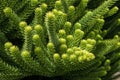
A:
[0, 0, 120, 80]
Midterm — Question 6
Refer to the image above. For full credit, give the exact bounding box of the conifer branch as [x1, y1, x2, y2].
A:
[0, 0, 120, 80]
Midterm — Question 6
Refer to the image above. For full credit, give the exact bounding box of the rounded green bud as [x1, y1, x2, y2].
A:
[62, 54, 68, 60]
[101, 71, 107, 76]
[3, 7, 12, 16]
[53, 53, 60, 60]
[59, 29, 66, 38]
[41, 3, 47, 9]
[86, 11, 93, 15]
[64, 22, 71, 28]
[102, 30, 107, 37]
[58, 11, 65, 15]
[60, 44, 67, 52]
[85, 44, 93, 51]
[82, 55, 87, 60]
[118, 53, 120, 56]
[87, 53, 95, 60]
[59, 38, 66, 44]
[81, 40, 87, 44]
[114, 6, 119, 11]
[88, 31, 95, 38]
[68, 6, 75, 11]
[75, 47, 81, 51]
[96, 34, 103, 40]
[75, 51, 82, 56]
[47, 42, 54, 50]
[34, 47, 41, 54]
[67, 35, 74, 40]
[74, 23, 81, 29]
[5, 42, 12, 49]
[75, 29, 81, 34]
[86, 57, 91, 61]
[59, 30, 66, 35]
[107, 6, 119, 17]
[118, 19, 120, 24]
[46, 12, 55, 19]
[86, 44, 92, 47]
[97, 18, 105, 23]
[64, 22, 71, 34]
[75, 29, 84, 36]
[78, 56, 84, 63]
[104, 59, 111, 66]
[32, 34, 39, 41]
[117, 42, 120, 47]
[25, 26, 32, 33]
[81, 31, 84, 36]
[47, 42, 54, 47]
[80, 40, 87, 49]
[91, 39, 96, 45]
[87, 39, 96, 45]
[86, 53, 95, 61]
[81, 50, 88, 54]
[70, 54, 77, 61]
[55, 1, 61, 6]
[21, 51, 30, 57]
[114, 35, 119, 39]
[67, 48, 74, 54]
[72, 47, 78, 51]
[9, 46, 19, 54]
[52, 9, 58, 14]
[86, 39, 91, 42]
[34, 25, 43, 32]
[31, 0, 38, 6]
[35, 8, 42, 13]
[19, 21, 27, 28]
[70, 54, 76, 61]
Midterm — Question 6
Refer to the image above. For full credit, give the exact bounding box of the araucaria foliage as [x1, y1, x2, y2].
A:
[0, 0, 120, 80]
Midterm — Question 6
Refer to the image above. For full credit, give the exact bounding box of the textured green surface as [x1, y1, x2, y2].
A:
[0, 0, 120, 80]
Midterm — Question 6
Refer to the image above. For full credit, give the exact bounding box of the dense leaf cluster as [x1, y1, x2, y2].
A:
[0, 0, 120, 80]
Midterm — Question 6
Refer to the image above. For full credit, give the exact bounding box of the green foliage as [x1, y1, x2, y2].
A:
[0, 0, 120, 80]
